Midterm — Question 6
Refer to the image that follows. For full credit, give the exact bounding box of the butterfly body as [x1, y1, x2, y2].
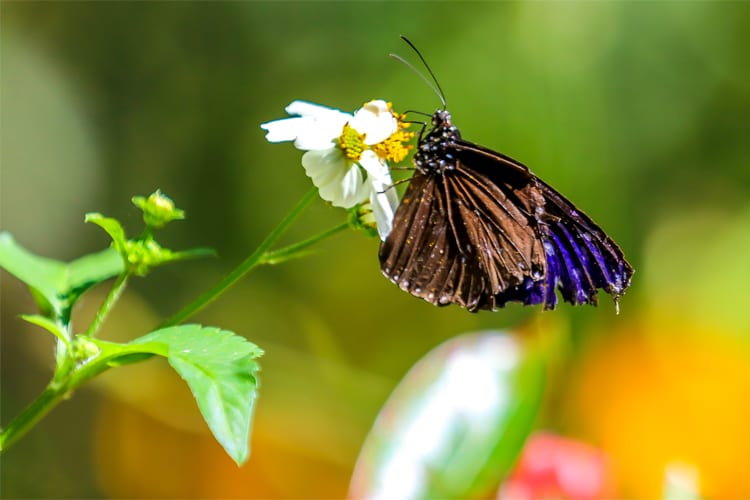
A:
[380, 109, 633, 312]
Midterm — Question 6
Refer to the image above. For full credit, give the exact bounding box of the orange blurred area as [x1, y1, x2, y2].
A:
[565, 319, 750, 498]
[94, 398, 352, 498]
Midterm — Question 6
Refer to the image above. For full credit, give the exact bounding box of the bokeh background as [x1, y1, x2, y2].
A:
[2, 2, 750, 498]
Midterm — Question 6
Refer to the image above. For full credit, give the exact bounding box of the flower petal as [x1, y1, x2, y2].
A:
[285, 101, 350, 122]
[350, 100, 398, 145]
[302, 148, 368, 208]
[285, 101, 351, 149]
[261, 101, 353, 151]
[369, 177, 400, 240]
[260, 117, 309, 143]
[359, 150, 391, 182]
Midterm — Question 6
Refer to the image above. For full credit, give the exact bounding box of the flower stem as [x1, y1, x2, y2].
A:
[85, 273, 129, 338]
[160, 187, 320, 327]
[259, 222, 349, 265]
[0, 384, 68, 452]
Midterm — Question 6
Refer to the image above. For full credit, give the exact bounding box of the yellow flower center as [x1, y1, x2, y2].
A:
[338, 123, 366, 161]
[372, 112, 414, 163]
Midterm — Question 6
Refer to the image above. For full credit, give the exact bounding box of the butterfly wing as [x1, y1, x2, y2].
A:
[453, 140, 634, 309]
[379, 160, 546, 311]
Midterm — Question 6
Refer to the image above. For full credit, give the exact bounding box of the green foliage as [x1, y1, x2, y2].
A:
[0, 231, 122, 323]
[0, 193, 261, 466]
[85, 212, 213, 277]
[133, 326, 263, 465]
[19, 314, 69, 347]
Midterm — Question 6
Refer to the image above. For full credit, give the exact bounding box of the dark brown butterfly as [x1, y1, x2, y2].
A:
[379, 38, 634, 312]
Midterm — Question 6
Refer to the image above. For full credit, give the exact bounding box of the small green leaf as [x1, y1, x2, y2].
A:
[67, 247, 123, 294]
[20, 314, 69, 347]
[0, 232, 123, 322]
[85, 213, 128, 253]
[0, 232, 67, 314]
[132, 325, 263, 465]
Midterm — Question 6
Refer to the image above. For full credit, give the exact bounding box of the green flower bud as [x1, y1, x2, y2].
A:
[348, 203, 379, 239]
[132, 190, 185, 229]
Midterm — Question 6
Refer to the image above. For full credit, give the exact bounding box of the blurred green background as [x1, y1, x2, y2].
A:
[2, 2, 750, 498]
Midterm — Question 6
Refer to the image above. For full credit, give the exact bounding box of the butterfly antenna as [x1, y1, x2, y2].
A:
[390, 35, 447, 109]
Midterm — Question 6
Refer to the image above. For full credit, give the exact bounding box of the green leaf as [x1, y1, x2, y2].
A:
[85, 213, 127, 253]
[350, 330, 547, 498]
[67, 247, 124, 295]
[20, 314, 69, 347]
[0, 232, 67, 313]
[132, 325, 263, 465]
[0, 232, 123, 322]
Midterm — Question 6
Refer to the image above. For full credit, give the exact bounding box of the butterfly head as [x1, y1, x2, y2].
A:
[413, 109, 461, 175]
[432, 109, 452, 127]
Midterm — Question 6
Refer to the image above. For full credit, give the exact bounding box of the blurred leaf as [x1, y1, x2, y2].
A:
[0, 231, 67, 314]
[19, 314, 69, 347]
[131, 325, 264, 465]
[67, 246, 123, 294]
[85, 213, 128, 254]
[349, 329, 546, 499]
[0, 231, 122, 322]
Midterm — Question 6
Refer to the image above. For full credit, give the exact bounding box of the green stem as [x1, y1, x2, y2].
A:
[0, 384, 68, 452]
[259, 222, 349, 265]
[85, 273, 129, 338]
[160, 187, 320, 327]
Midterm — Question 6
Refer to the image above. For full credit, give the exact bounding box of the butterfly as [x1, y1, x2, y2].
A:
[379, 38, 634, 312]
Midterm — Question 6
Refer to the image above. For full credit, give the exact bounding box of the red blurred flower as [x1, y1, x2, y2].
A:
[499, 432, 612, 500]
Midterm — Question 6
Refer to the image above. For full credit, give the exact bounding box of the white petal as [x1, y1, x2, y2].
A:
[293, 127, 339, 151]
[350, 100, 398, 145]
[369, 177, 400, 241]
[359, 150, 391, 182]
[260, 117, 310, 143]
[286, 101, 351, 122]
[286, 101, 351, 149]
[302, 148, 368, 208]
[262, 101, 352, 151]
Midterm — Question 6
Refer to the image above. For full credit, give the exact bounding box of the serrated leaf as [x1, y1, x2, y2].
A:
[132, 325, 263, 465]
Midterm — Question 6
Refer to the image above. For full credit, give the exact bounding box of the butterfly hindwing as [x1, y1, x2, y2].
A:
[453, 139, 634, 309]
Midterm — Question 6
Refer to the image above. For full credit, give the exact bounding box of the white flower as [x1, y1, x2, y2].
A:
[261, 99, 412, 240]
